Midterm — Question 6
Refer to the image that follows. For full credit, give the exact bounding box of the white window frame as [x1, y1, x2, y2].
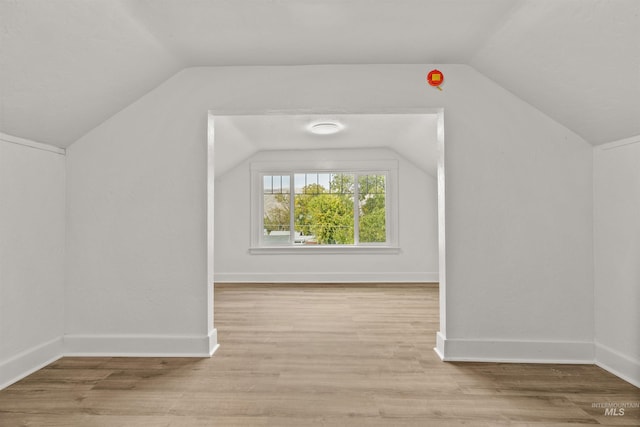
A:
[250, 160, 399, 254]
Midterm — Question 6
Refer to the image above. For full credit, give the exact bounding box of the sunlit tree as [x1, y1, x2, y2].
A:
[263, 194, 289, 233]
[265, 173, 386, 244]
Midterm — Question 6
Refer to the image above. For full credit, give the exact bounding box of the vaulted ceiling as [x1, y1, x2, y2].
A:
[1, 0, 638, 148]
[213, 114, 439, 177]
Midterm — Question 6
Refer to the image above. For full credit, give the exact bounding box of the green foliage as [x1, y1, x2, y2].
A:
[329, 173, 354, 194]
[263, 194, 290, 233]
[358, 175, 385, 198]
[305, 194, 354, 244]
[358, 175, 386, 243]
[359, 193, 386, 242]
[265, 173, 386, 244]
[293, 184, 325, 236]
[302, 183, 327, 195]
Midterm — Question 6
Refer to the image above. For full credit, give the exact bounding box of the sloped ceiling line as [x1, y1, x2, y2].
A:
[0, 0, 638, 147]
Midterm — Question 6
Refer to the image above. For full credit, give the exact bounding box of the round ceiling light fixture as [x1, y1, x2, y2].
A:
[308, 121, 344, 135]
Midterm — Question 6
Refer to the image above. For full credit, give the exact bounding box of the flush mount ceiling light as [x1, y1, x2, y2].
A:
[308, 121, 344, 135]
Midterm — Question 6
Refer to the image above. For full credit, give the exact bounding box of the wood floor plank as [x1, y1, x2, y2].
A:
[1, 283, 638, 426]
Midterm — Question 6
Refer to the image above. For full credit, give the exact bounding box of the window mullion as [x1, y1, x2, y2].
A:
[385, 172, 390, 244]
[353, 173, 359, 245]
[289, 173, 295, 245]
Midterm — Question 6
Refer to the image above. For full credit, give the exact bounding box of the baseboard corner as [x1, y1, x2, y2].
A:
[0, 336, 63, 390]
[595, 342, 640, 388]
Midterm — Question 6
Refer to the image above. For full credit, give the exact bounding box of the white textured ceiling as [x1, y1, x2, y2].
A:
[213, 114, 439, 178]
[1, 0, 638, 147]
[122, 0, 516, 66]
[0, 0, 182, 147]
[470, 1, 640, 145]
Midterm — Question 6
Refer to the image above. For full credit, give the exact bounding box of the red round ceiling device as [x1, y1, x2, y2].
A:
[427, 69, 444, 90]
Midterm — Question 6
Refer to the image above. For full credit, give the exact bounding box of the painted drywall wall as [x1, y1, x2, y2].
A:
[594, 137, 640, 387]
[214, 148, 438, 282]
[0, 137, 65, 388]
[66, 64, 593, 362]
[65, 115, 216, 356]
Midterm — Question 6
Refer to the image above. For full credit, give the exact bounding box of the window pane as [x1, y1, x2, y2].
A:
[272, 175, 282, 193]
[293, 194, 315, 243]
[263, 191, 290, 245]
[358, 174, 386, 243]
[294, 192, 354, 245]
[294, 172, 355, 245]
[326, 173, 353, 194]
[294, 174, 306, 194]
[305, 173, 318, 193]
[263, 175, 272, 193]
[318, 173, 331, 191]
[262, 171, 387, 246]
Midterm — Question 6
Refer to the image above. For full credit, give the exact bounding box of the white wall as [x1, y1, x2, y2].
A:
[0, 136, 65, 388]
[65, 64, 594, 363]
[214, 148, 438, 283]
[65, 114, 216, 356]
[594, 137, 640, 387]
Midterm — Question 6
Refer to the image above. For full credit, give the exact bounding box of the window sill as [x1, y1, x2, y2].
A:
[249, 246, 401, 255]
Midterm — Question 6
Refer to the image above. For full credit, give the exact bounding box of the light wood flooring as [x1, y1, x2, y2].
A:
[0, 283, 638, 426]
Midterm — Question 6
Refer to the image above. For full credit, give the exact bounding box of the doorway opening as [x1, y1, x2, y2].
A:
[207, 110, 446, 354]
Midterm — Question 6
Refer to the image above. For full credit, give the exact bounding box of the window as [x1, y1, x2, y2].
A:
[251, 160, 398, 253]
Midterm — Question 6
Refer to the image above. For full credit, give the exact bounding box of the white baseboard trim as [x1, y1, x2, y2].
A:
[208, 329, 220, 356]
[0, 337, 63, 390]
[214, 272, 439, 283]
[64, 329, 219, 358]
[435, 336, 594, 364]
[434, 331, 445, 360]
[595, 342, 640, 388]
[0, 331, 219, 390]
